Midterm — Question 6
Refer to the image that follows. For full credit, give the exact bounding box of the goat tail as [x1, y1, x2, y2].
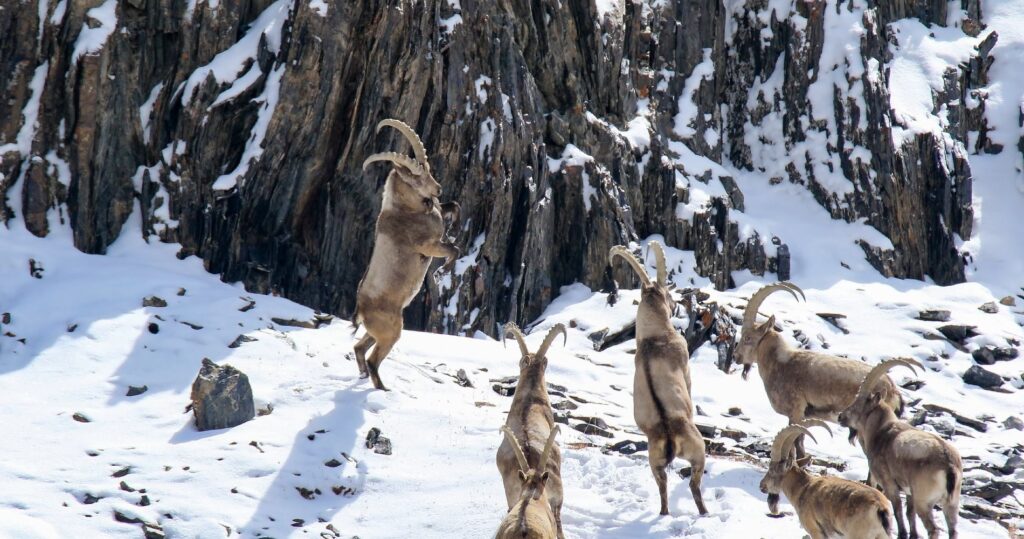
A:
[945, 466, 958, 497]
[351, 308, 363, 335]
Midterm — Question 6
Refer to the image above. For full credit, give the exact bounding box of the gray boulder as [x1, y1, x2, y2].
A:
[190, 358, 255, 431]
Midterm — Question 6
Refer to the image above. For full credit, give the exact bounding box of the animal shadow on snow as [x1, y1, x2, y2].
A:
[240, 386, 370, 537]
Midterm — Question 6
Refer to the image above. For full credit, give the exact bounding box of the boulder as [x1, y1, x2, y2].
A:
[190, 358, 255, 431]
[962, 365, 1003, 389]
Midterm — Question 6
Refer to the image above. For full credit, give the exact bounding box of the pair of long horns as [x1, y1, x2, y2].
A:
[501, 425, 560, 475]
[852, 357, 922, 404]
[741, 282, 805, 330]
[608, 241, 667, 287]
[362, 119, 430, 176]
[503, 323, 567, 360]
[770, 419, 832, 461]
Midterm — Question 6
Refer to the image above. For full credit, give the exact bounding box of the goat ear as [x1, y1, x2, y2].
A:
[796, 455, 812, 468]
[765, 315, 776, 331]
[518, 470, 527, 482]
[870, 391, 882, 405]
[540, 471, 550, 483]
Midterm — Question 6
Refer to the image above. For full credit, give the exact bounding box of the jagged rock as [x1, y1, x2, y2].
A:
[978, 301, 999, 313]
[1000, 296, 1016, 306]
[228, 335, 257, 349]
[190, 358, 255, 431]
[972, 346, 1019, 365]
[72, 412, 91, 423]
[552, 400, 578, 411]
[1003, 416, 1024, 431]
[962, 365, 1003, 389]
[126, 385, 148, 397]
[365, 427, 392, 455]
[606, 439, 648, 455]
[695, 422, 718, 438]
[454, 369, 473, 388]
[917, 310, 952, 322]
[937, 324, 978, 343]
[142, 296, 167, 308]
[921, 404, 988, 432]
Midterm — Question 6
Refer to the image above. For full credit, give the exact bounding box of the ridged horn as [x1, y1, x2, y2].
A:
[742, 282, 805, 331]
[537, 425, 560, 472]
[362, 151, 424, 176]
[536, 324, 567, 360]
[504, 322, 530, 358]
[609, 245, 652, 287]
[376, 119, 429, 174]
[648, 241, 667, 287]
[500, 426, 529, 473]
[770, 424, 817, 461]
[853, 357, 922, 404]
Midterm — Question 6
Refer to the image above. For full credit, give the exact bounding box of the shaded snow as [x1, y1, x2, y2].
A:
[71, 0, 118, 65]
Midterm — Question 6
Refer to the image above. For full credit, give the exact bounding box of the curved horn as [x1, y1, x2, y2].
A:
[853, 357, 923, 404]
[537, 425, 560, 472]
[770, 424, 817, 461]
[742, 282, 805, 331]
[500, 426, 530, 473]
[504, 322, 530, 358]
[609, 246, 653, 287]
[648, 241, 668, 287]
[535, 324, 567, 360]
[798, 419, 833, 438]
[362, 152, 424, 176]
[376, 119, 429, 173]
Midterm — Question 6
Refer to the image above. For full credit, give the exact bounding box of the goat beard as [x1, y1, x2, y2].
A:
[766, 493, 780, 515]
[741, 363, 752, 380]
[847, 427, 858, 445]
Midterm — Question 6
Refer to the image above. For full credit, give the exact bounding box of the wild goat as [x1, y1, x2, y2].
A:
[494, 426, 560, 539]
[839, 358, 962, 539]
[497, 323, 566, 538]
[609, 242, 708, 516]
[760, 419, 893, 539]
[735, 282, 904, 457]
[353, 119, 460, 390]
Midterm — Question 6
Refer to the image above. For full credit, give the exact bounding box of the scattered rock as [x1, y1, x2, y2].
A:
[228, 334, 257, 349]
[978, 301, 999, 313]
[1001, 454, 1024, 475]
[727, 407, 743, 416]
[999, 295, 1016, 306]
[271, 313, 334, 329]
[971, 346, 1019, 365]
[257, 403, 274, 417]
[143, 296, 167, 308]
[492, 383, 515, 397]
[1003, 416, 1024, 431]
[552, 400, 578, 411]
[82, 493, 101, 504]
[573, 422, 613, 438]
[696, 422, 718, 438]
[922, 404, 988, 432]
[112, 466, 132, 478]
[962, 365, 1004, 389]
[937, 324, 978, 343]
[147, 323, 159, 334]
[143, 523, 165, 539]
[238, 297, 256, 312]
[113, 510, 144, 524]
[720, 428, 746, 441]
[606, 439, 648, 455]
[917, 309, 951, 322]
[28, 258, 44, 278]
[119, 481, 135, 492]
[1, 312, 9, 324]
[190, 358, 255, 431]
[126, 385, 148, 397]
[455, 369, 473, 388]
[295, 487, 319, 500]
[176, 288, 186, 296]
[180, 321, 204, 330]
[67, 323, 77, 332]
[73, 412, 91, 423]
[900, 379, 925, 391]
[324, 459, 342, 468]
[365, 427, 392, 455]
[816, 313, 849, 334]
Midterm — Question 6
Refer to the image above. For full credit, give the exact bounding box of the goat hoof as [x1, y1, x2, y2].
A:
[358, 371, 368, 379]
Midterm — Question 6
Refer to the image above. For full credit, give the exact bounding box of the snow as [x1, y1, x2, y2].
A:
[49, 0, 67, 24]
[440, 0, 462, 33]
[44, 150, 71, 187]
[673, 49, 715, 139]
[139, 82, 164, 145]
[71, 0, 118, 66]
[0, 226, 1017, 537]
[180, 0, 289, 107]
[308, 0, 327, 17]
[212, 64, 285, 191]
[0, 62, 48, 158]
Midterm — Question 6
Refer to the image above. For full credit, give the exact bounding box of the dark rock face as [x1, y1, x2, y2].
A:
[0, 1, 993, 335]
[962, 364, 1003, 389]
[190, 358, 255, 431]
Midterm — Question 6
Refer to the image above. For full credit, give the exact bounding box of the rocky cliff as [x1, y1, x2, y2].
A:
[0, 0, 1004, 335]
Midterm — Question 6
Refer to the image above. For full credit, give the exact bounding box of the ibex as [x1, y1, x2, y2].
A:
[839, 358, 962, 539]
[497, 323, 566, 537]
[735, 282, 904, 457]
[494, 426, 560, 539]
[760, 419, 893, 539]
[609, 242, 708, 516]
[353, 119, 460, 390]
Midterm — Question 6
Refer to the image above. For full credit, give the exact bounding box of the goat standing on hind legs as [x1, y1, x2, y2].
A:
[609, 242, 708, 516]
[353, 119, 460, 391]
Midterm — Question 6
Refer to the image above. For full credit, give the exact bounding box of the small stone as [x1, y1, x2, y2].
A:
[112, 466, 131, 478]
[126, 385, 148, 397]
[1, 312, 10, 324]
[324, 459, 342, 468]
[999, 296, 1016, 306]
[606, 439, 648, 455]
[962, 365, 1004, 389]
[365, 428, 392, 455]
[82, 494, 101, 504]
[1003, 416, 1024, 431]
[113, 510, 143, 524]
[552, 400, 578, 411]
[143, 296, 167, 308]
[696, 422, 717, 438]
[455, 368, 473, 388]
[573, 422, 613, 438]
[720, 428, 746, 441]
[978, 302, 999, 314]
[119, 481, 135, 492]
[142, 523, 165, 539]
[176, 288, 186, 296]
[727, 407, 743, 416]
[937, 324, 978, 343]
[917, 309, 951, 322]
[73, 412, 91, 423]
[491, 383, 515, 397]
[228, 335, 256, 349]
[971, 346, 1019, 365]
[190, 358, 255, 431]
[139, 495, 151, 507]
[148, 323, 159, 334]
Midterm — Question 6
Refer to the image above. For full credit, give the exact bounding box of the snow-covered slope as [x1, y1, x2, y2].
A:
[1, 219, 1020, 537]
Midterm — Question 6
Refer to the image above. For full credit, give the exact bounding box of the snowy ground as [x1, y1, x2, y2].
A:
[1, 213, 1021, 538]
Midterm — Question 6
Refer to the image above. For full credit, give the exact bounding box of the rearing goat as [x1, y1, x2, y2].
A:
[609, 242, 708, 516]
[496, 323, 566, 538]
[839, 358, 962, 539]
[734, 282, 903, 457]
[353, 119, 460, 390]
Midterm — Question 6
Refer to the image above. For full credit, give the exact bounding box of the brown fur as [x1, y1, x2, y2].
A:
[736, 319, 903, 457]
[496, 326, 565, 538]
[761, 425, 892, 539]
[493, 472, 558, 539]
[839, 391, 962, 539]
[354, 163, 459, 390]
[611, 244, 707, 516]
